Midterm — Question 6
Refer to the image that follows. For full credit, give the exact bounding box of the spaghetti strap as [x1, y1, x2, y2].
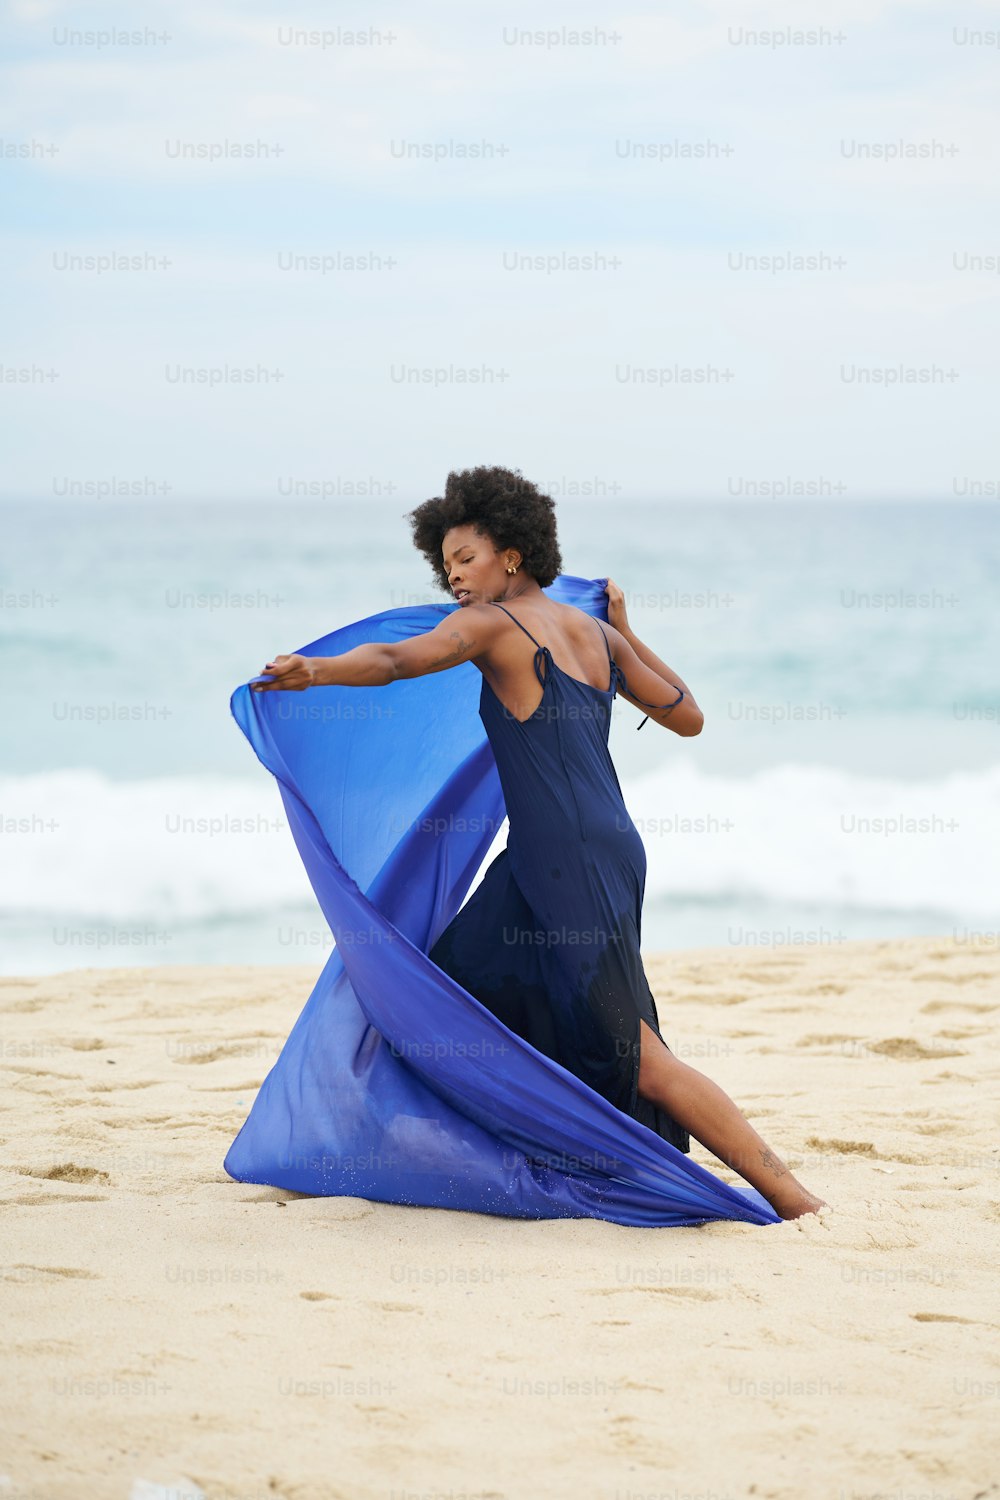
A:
[489, 601, 549, 690]
[489, 601, 543, 648]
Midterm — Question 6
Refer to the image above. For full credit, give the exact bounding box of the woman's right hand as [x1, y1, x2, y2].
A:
[604, 577, 632, 637]
[251, 653, 318, 691]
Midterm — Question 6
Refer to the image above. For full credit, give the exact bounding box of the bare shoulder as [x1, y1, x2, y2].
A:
[447, 601, 503, 658]
[557, 603, 620, 653]
[458, 601, 503, 629]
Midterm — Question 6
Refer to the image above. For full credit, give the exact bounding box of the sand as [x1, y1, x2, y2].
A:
[2, 935, 998, 1500]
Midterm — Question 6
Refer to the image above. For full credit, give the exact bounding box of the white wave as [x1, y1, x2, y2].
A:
[0, 770, 311, 920]
[628, 761, 1000, 919]
[1, 762, 997, 924]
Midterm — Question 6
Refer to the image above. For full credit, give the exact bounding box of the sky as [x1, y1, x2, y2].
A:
[3, 0, 1000, 503]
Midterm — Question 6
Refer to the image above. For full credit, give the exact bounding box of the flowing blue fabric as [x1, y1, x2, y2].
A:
[224, 573, 780, 1228]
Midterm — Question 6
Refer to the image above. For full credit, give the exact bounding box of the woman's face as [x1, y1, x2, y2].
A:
[442, 525, 516, 608]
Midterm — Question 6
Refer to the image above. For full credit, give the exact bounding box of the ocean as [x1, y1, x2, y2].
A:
[2, 497, 998, 974]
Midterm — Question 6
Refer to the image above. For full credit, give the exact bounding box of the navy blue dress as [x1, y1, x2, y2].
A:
[429, 601, 690, 1154]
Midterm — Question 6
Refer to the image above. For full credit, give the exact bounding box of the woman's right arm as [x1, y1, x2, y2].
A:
[252, 606, 499, 692]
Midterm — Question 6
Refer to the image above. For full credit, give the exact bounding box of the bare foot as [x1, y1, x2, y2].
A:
[765, 1183, 830, 1220]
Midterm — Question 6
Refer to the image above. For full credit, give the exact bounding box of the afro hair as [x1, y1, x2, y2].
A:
[406, 465, 563, 593]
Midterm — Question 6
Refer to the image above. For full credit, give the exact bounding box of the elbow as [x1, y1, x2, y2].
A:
[380, 644, 404, 684]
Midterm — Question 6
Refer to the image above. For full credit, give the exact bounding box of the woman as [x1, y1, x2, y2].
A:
[253, 465, 826, 1220]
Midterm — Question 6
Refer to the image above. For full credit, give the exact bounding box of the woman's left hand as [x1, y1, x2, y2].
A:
[251, 654, 318, 692]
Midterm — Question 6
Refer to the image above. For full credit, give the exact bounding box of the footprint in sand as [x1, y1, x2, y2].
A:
[586, 1286, 720, 1302]
[738, 968, 801, 986]
[3, 1192, 110, 1206]
[17, 1162, 111, 1184]
[636, 1286, 720, 1301]
[866, 1038, 966, 1060]
[795, 1033, 856, 1048]
[3, 1264, 101, 1282]
[193, 1082, 265, 1093]
[912, 969, 997, 986]
[806, 1136, 877, 1156]
[88, 1080, 158, 1092]
[921, 1000, 997, 1014]
[607, 1416, 674, 1464]
[169, 1044, 240, 1065]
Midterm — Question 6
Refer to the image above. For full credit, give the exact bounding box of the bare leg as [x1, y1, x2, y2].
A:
[637, 1020, 827, 1219]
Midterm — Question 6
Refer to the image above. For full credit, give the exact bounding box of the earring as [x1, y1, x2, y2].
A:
[506, 563, 518, 574]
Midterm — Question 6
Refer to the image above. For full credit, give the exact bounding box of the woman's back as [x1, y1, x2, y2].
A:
[474, 598, 618, 725]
